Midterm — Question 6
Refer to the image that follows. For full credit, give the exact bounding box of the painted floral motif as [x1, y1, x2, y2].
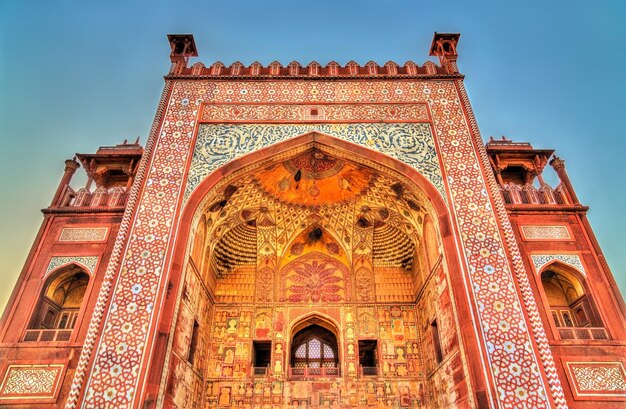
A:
[283, 253, 347, 303]
[289, 260, 341, 302]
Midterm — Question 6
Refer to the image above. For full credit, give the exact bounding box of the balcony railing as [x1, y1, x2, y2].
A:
[289, 366, 341, 378]
[500, 183, 569, 205]
[23, 328, 72, 342]
[57, 185, 128, 208]
[558, 327, 609, 341]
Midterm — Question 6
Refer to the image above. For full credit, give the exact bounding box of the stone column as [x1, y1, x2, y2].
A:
[51, 158, 79, 206]
[550, 156, 580, 205]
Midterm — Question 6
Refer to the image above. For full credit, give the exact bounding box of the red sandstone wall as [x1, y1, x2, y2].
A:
[507, 209, 626, 407]
[0, 212, 123, 407]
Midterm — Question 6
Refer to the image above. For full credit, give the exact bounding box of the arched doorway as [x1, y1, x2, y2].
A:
[151, 132, 478, 409]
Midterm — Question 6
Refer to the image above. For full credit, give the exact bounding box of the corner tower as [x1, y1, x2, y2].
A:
[0, 140, 142, 406]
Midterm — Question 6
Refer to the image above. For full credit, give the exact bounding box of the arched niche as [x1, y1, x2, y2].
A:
[28, 264, 90, 334]
[422, 214, 441, 271]
[539, 261, 601, 328]
[180, 135, 448, 305]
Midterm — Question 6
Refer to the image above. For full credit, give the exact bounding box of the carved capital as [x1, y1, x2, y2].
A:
[92, 169, 108, 187]
[64, 158, 80, 172]
[549, 155, 566, 170]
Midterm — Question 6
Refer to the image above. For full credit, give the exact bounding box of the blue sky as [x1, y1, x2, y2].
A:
[1, 1, 625, 312]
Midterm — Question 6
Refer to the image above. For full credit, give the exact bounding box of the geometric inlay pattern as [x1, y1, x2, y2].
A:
[430, 82, 552, 407]
[0, 364, 64, 399]
[77, 79, 553, 408]
[59, 227, 109, 242]
[521, 225, 570, 240]
[531, 254, 586, 276]
[566, 362, 626, 397]
[186, 123, 443, 202]
[46, 256, 99, 276]
[200, 103, 429, 123]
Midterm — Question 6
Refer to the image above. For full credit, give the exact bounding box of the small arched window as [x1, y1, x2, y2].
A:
[540, 268, 599, 328]
[24, 267, 89, 342]
[291, 324, 338, 369]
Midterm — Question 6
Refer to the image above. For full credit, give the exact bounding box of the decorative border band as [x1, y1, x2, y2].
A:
[200, 102, 430, 123]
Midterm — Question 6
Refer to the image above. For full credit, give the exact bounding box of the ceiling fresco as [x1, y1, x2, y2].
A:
[255, 148, 373, 207]
[191, 142, 436, 305]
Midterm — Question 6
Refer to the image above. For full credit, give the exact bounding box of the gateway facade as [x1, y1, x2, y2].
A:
[0, 33, 625, 408]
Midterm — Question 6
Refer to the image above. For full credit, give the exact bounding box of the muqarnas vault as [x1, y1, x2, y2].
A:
[0, 33, 625, 409]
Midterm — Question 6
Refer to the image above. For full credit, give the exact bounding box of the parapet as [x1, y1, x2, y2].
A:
[169, 59, 457, 78]
[167, 33, 462, 78]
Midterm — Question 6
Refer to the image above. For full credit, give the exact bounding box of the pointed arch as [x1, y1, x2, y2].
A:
[289, 312, 341, 340]
[25, 264, 91, 341]
[151, 129, 482, 401]
[279, 223, 348, 268]
[183, 131, 447, 218]
[539, 260, 586, 294]
[532, 254, 586, 277]
[45, 258, 97, 277]
[288, 313, 341, 374]
[180, 131, 452, 305]
[538, 261, 602, 329]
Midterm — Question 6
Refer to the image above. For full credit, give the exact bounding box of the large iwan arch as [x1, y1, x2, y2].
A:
[145, 132, 485, 408]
